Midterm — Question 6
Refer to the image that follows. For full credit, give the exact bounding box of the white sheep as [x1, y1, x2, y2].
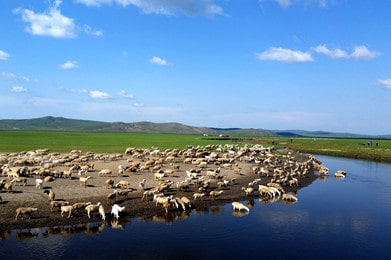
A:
[111, 204, 125, 220]
[193, 192, 205, 201]
[35, 178, 43, 189]
[15, 207, 38, 220]
[79, 176, 91, 187]
[232, 201, 250, 212]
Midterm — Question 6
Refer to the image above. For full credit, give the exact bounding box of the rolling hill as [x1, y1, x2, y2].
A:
[0, 116, 389, 138]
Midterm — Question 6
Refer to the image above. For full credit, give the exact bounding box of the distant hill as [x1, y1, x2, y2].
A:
[0, 116, 275, 136]
[0, 116, 389, 138]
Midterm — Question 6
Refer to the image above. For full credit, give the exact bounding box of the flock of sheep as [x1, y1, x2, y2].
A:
[0, 143, 344, 228]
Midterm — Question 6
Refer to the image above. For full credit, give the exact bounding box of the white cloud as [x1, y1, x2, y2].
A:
[377, 79, 391, 89]
[350, 45, 379, 60]
[11, 86, 27, 92]
[75, 0, 112, 7]
[0, 50, 10, 61]
[83, 25, 103, 36]
[60, 60, 79, 69]
[1, 71, 16, 80]
[275, 0, 291, 8]
[90, 90, 111, 99]
[314, 44, 379, 60]
[149, 56, 169, 66]
[133, 103, 144, 107]
[265, 0, 331, 8]
[14, 0, 76, 38]
[118, 90, 134, 99]
[256, 47, 313, 63]
[77, 0, 224, 16]
[313, 45, 349, 59]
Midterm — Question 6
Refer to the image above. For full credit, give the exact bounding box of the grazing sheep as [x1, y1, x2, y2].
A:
[176, 181, 190, 192]
[62, 170, 72, 179]
[173, 197, 187, 211]
[98, 168, 112, 177]
[155, 195, 172, 207]
[107, 190, 118, 201]
[105, 178, 115, 189]
[181, 196, 192, 209]
[154, 172, 165, 181]
[72, 202, 92, 211]
[209, 190, 224, 200]
[111, 204, 125, 220]
[44, 176, 55, 182]
[142, 190, 158, 200]
[60, 205, 75, 218]
[10, 177, 27, 186]
[241, 187, 254, 196]
[161, 199, 176, 213]
[85, 202, 102, 219]
[43, 189, 55, 201]
[3, 182, 12, 193]
[79, 176, 91, 187]
[232, 201, 250, 212]
[289, 178, 299, 187]
[15, 207, 38, 220]
[35, 178, 43, 189]
[50, 200, 70, 212]
[116, 189, 133, 199]
[115, 180, 131, 189]
[193, 192, 205, 201]
[98, 205, 106, 221]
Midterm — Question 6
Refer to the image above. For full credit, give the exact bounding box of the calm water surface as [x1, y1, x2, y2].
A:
[1, 155, 390, 259]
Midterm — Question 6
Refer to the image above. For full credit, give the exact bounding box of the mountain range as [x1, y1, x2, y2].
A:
[0, 116, 389, 139]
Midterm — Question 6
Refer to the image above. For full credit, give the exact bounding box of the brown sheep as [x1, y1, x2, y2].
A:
[209, 190, 224, 200]
[15, 207, 38, 220]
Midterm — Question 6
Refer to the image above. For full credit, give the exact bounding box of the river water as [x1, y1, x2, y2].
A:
[1, 155, 390, 259]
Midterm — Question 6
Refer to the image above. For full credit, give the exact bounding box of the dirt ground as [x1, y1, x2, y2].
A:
[0, 151, 318, 231]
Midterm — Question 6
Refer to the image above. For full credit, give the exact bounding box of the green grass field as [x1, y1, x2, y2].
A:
[253, 137, 391, 162]
[0, 131, 238, 153]
[1, 131, 390, 162]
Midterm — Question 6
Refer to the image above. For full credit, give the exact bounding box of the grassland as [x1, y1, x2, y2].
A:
[251, 137, 391, 162]
[0, 131, 238, 153]
[1, 130, 390, 162]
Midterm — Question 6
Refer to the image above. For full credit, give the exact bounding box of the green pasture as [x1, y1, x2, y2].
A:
[252, 137, 391, 162]
[0, 131, 238, 153]
[1, 131, 390, 162]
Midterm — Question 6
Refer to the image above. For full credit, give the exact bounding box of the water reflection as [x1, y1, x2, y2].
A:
[2, 155, 391, 259]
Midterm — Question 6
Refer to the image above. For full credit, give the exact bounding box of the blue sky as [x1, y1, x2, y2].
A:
[1, 0, 390, 135]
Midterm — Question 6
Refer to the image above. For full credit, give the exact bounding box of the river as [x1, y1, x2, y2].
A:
[1, 155, 390, 259]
